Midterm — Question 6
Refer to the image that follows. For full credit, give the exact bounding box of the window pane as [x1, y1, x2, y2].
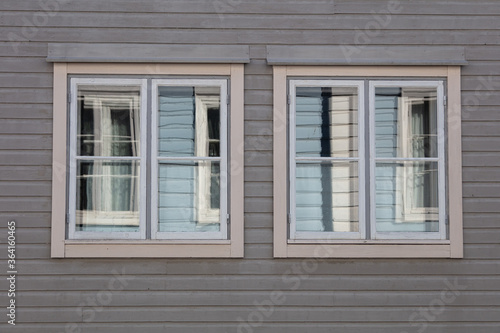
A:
[76, 160, 140, 232]
[375, 87, 438, 158]
[158, 86, 221, 157]
[158, 161, 221, 232]
[295, 161, 358, 232]
[295, 87, 358, 158]
[77, 86, 141, 157]
[375, 161, 439, 232]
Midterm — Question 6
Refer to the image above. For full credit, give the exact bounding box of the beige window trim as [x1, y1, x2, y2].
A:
[273, 65, 463, 258]
[51, 63, 244, 258]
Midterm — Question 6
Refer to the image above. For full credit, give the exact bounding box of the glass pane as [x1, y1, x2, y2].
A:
[158, 161, 221, 232]
[295, 161, 358, 232]
[375, 162, 439, 232]
[158, 86, 221, 157]
[77, 85, 141, 157]
[76, 160, 140, 232]
[295, 86, 358, 158]
[375, 87, 438, 158]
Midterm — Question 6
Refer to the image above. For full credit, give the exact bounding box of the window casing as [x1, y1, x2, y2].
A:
[273, 66, 463, 258]
[51, 63, 244, 258]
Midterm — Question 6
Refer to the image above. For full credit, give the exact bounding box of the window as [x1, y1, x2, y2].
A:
[273, 66, 463, 258]
[51, 63, 244, 258]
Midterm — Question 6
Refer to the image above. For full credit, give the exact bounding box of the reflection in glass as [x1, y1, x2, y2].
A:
[375, 161, 439, 232]
[158, 161, 221, 232]
[76, 160, 140, 232]
[375, 87, 438, 158]
[295, 86, 358, 158]
[158, 86, 220, 157]
[77, 86, 141, 157]
[295, 162, 358, 232]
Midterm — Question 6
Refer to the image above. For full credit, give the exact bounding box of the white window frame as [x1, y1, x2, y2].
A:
[68, 78, 148, 240]
[289, 80, 365, 240]
[151, 79, 228, 240]
[51, 63, 244, 258]
[369, 81, 446, 240]
[273, 66, 463, 258]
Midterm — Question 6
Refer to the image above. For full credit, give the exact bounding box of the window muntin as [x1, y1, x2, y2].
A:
[370, 81, 446, 240]
[289, 80, 365, 240]
[69, 79, 147, 240]
[152, 79, 228, 240]
[289, 79, 446, 241]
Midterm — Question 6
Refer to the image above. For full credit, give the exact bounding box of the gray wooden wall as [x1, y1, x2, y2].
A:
[1, 0, 499, 332]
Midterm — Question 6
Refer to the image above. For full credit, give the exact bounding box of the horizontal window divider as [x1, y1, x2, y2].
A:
[156, 156, 222, 161]
[65, 239, 231, 245]
[75, 156, 142, 160]
[374, 157, 440, 162]
[288, 239, 451, 245]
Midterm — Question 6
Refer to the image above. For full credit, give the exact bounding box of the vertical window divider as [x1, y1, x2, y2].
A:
[289, 79, 365, 240]
[370, 80, 446, 240]
[437, 81, 447, 240]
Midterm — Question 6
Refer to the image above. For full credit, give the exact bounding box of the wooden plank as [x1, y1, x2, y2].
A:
[14, 274, 500, 291]
[464, 213, 500, 228]
[244, 105, 273, 121]
[244, 74, 273, 90]
[244, 197, 273, 213]
[463, 167, 500, 181]
[245, 120, 273, 135]
[463, 152, 500, 167]
[0, 197, 51, 212]
[0, 213, 51, 228]
[244, 213, 273, 228]
[463, 198, 500, 213]
[4, 28, 500, 45]
[462, 137, 500, 151]
[0, 165, 52, 180]
[463, 183, 500, 197]
[15, 290, 500, 307]
[245, 244, 273, 258]
[466, 245, 500, 259]
[244, 135, 273, 151]
[3, 12, 500, 31]
[0, 88, 52, 104]
[0, 73, 52, 87]
[0, 57, 51, 72]
[244, 167, 273, 182]
[0, 181, 51, 196]
[245, 229, 273, 244]
[0, 0, 337, 14]
[2, 324, 500, 333]
[0, 104, 52, 119]
[464, 230, 500, 244]
[0, 244, 50, 259]
[244, 152, 273, 166]
[11, 306, 500, 322]
[335, 1, 500, 15]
